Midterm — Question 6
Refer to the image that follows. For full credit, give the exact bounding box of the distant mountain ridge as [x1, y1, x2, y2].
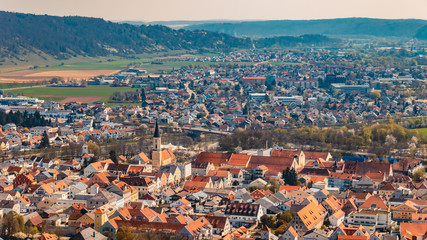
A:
[119, 20, 241, 29]
[183, 18, 427, 38]
[0, 11, 339, 63]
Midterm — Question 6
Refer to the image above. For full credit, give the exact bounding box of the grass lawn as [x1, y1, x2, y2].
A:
[6, 87, 134, 96]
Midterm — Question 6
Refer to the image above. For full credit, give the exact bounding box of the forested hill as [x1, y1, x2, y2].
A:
[0, 11, 250, 59]
[184, 18, 427, 38]
[415, 25, 427, 40]
[0, 11, 338, 61]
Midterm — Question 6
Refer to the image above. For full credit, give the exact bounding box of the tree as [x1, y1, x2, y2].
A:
[30, 226, 39, 236]
[370, 91, 381, 100]
[134, 231, 184, 240]
[39, 131, 50, 148]
[260, 215, 276, 229]
[117, 226, 135, 240]
[67, 116, 73, 123]
[243, 103, 249, 115]
[249, 186, 258, 192]
[141, 87, 148, 107]
[2, 211, 24, 236]
[277, 210, 296, 226]
[413, 168, 426, 182]
[398, 159, 409, 174]
[381, 158, 389, 164]
[109, 150, 118, 163]
[87, 142, 101, 156]
[282, 168, 298, 186]
[274, 210, 296, 234]
[50, 77, 63, 84]
[268, 178, 280, 192]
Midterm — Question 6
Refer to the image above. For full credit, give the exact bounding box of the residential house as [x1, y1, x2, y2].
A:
[285, 201, 325, 238]
[224, 202, 263, 228]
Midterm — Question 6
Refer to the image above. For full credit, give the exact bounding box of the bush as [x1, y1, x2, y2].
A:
[413, 168, 426, 182]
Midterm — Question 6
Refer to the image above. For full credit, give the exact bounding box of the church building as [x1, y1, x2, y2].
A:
[152, 120, 176, 167]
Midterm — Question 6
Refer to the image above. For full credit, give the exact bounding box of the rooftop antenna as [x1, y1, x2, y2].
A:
[265, 140, 268, 149]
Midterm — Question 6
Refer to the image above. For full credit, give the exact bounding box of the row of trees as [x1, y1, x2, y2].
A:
[0, 110, 51, 128]
[110, 90, 141, 102]
[116, 226, 187, 240]
[219, 121, 425, 156]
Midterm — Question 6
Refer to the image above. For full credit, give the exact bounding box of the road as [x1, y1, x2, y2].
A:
[184, 81, 209, 115]
[184, 82, 195, 101]
[181, 126, 230, 135]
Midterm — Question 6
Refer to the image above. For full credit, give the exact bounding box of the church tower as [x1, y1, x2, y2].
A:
[152, 120, 162, 167]
[94, 208, 105, 231]
[82, 143, 89, 155]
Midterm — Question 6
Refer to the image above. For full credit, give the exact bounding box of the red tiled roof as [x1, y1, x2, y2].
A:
[228, 154, 251, 167]
[304, 151, 329, 160]
[270, 149, 301, 158]
[344, 161, 392, 177]
[329, 172, 352, 180]
[248, 156, 295, 172]
[364, 172, 385, 182]
[279, 185, 300, 193]
[195, 152, 230, 167]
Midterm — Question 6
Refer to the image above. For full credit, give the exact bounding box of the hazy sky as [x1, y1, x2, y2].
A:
[2, 0, 427, 21]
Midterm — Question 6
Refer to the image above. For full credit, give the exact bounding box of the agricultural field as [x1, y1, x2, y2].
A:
[0, 69, 120, 82]
[0, 50, 251, 105]
[6, 86, 135, 104]
[0, 51, 222, 82]
[0, 82, 46, 89]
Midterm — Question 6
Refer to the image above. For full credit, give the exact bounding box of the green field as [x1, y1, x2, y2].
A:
[6, 87, 134, 96]
[39, 59, 144, 71]
[0, 82, 46, 89]
[5, 86, 139, 105]
[33, 96, 66, 102]
[0, 50, 215, 73]
[36, 59, 255, 74]
[98, 97, 138, 107]
[415, 128, 427, 136]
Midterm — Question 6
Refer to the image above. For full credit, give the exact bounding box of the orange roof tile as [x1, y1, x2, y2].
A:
[297, 201, 324, 229]
[279, 185, 301, 193]
[195, 152, 230, 167]
[207, 170, 230, 178]
[400, 222, 427, 239]
[359, 196, 387, 210]
[271, 149, 301, 158]
[228, 154, 251, 167]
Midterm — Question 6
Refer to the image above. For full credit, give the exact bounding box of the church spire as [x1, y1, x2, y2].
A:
[153, 119, 160, 138]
